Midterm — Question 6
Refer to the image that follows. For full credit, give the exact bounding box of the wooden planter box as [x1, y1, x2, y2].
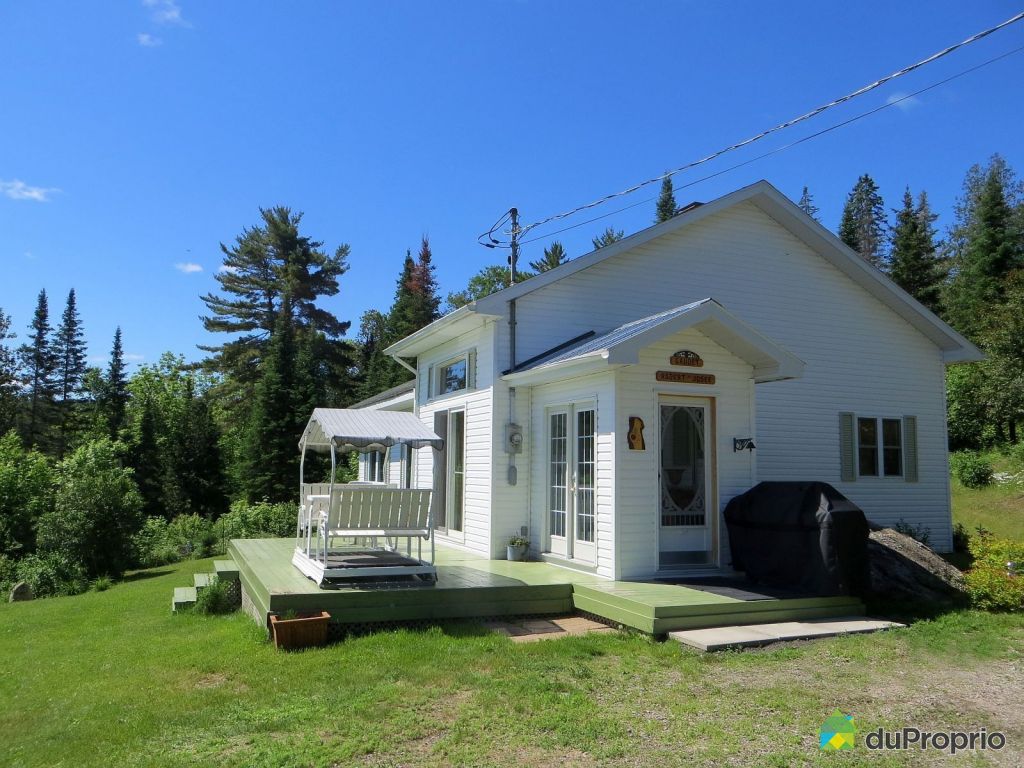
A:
[270, 611, 331, 650]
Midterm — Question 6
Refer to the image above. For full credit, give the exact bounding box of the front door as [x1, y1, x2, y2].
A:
[658, 398, 715, 568]
[546, 404, 597, 563]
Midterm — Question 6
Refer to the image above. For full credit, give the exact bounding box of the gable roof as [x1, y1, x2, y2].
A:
[300, 408, 443, 453]
[459, 180, 978, 365]
[349, 380, 415, 410]
[503, 298, 805, 385]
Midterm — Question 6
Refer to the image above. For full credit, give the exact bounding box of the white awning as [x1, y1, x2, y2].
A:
[299, 408, 444, 453]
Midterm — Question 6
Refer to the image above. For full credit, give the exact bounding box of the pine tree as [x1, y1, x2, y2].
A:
[53, 289, 88, 457]
[17, 290, 57, 448]
[407, 236, 442, 329]
[888, 188, 944, 313]
[798, 186, 820, 222]
[99, 327, 129, 440]
[592, 227, 625, 250]
[838, 174, 888, 268]
[529, 241, 568, 273]
[0, 309, 17, 436]
[944, 158, 1024, 340]
[655, 175, 677, 223]
[200, 207, 351, 393]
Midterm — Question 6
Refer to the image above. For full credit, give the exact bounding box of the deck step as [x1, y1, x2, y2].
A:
[213, 560, 240, 581]
[193, 573, 212, 590]
[172, 586, 197, 612]
[669, 616, 904, 652]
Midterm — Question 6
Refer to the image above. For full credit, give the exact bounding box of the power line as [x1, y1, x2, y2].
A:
[517, 43, 1024, 246]
[482, 10, 1024, 246]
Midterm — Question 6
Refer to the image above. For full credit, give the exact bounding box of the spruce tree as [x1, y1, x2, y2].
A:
[798, 186, 820, 222]
[838, 174, 888, 268]
[100, 327, 130, 440]
[17, 290, 57, 448]
[408, 236, 442, 329]
[162, 378, 227, 518]
[243, 308, 299, 502]
[53, 289, 88, 457]
[132, 394, 164, 519]
[944, 158, 1024, 340]
[888, 188, 943, 313]
[529, 241, 568, 273]
[592, 227, 625, 250]
[655, 175, 677, 223]
[0, 309, 17, 436]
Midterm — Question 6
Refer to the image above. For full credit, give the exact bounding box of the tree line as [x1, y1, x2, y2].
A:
[1, 156, 1021, 595]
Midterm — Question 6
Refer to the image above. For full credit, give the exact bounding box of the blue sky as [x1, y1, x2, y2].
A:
[2, 1, 1022, 370]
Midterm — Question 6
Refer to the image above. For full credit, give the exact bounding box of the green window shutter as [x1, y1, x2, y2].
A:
[903, 415, 918, 482]
[839, 412, 856, 482]
[426, 365, 435, 399]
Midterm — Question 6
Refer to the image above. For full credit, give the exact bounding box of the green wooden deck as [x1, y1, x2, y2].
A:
[228, 538, 863, 635]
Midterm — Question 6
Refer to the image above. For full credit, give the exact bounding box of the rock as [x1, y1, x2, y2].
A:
[866, 527, 967, 605]
[9, 581, 34, 602]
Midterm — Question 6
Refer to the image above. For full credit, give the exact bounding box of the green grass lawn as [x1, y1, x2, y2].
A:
[952, 453, 1024, 541]
[2, 558, 1023, 767]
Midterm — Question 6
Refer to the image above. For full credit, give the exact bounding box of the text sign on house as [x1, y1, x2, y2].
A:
[669, 350, 704, 367]
[656, 370, 716, 385]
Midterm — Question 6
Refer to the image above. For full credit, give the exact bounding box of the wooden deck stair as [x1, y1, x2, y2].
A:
[171, 560, 242, 614]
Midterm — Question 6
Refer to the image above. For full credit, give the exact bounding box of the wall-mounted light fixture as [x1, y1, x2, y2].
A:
[733, 437, 756, 453]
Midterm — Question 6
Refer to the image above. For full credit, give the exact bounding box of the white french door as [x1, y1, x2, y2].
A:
[546, 404, 597, 563]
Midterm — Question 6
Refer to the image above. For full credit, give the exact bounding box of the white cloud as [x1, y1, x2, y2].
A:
[175, 262, 203, 274]
[886, 91, 921, 112]
[124, 353, 146, 362]
[143, 0, 189, 27]
[137, 32, 163, 47]
[0, 179, 59, 202]
[218, 264, 240, 274]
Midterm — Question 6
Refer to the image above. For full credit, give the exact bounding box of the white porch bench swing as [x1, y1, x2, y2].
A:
[292, 408, 444, 586]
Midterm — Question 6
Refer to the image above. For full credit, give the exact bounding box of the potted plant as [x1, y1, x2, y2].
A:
[507, 535, 530, 562]
[269, 610, 331, 650]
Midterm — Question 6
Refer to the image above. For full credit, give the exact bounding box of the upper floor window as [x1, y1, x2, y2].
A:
[428, 351, 474, 399]
[857, 417, 902, 477]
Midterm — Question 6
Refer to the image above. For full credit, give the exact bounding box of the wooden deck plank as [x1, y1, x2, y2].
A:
[228, 538, 865, 632]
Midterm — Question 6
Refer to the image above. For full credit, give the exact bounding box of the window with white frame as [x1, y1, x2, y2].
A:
[857, 417, 902, 478]
[365, 450, 385, 482]
[428, 351, 474, 399]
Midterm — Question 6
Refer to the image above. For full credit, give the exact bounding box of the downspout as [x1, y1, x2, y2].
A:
[509, 299, 517, 371]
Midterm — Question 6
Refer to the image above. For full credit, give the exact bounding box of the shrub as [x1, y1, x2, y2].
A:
[131, 517, 180, 568]
[964, 530, 1024, 611]
[91, 576, 113, 592]
[950, 451, 994, 488]
[14, 552, 88, 597]
[0, 430, 54, 558]
[165, 513, 216, 559]
[215, 500, 295, 543]
[194, 577, 235, 615]
[36, 439, 144, 579]
[1008, 442, 1024, 472]
[0, 553, 18, 596]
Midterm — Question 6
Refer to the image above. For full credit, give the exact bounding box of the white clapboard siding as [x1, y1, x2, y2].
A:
[508, 201, 954, 550]
[414, 323, 495, 556]
[615, 328, 756, 579]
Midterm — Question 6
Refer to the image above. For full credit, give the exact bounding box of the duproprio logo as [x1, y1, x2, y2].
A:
[820, 710, 857, 751]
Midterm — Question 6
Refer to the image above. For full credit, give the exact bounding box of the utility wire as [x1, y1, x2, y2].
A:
[517, 43, 1024, 246]
[484, 10, 1024, 245]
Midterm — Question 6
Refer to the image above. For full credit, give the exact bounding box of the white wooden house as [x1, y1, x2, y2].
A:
[354, 180, 981, 581]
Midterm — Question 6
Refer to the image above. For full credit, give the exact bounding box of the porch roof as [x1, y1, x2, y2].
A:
[299, 408, 444, 453]
[502, 298, 805, 385]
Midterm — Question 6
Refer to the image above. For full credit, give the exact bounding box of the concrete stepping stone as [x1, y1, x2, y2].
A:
[669, 616, 903, 651]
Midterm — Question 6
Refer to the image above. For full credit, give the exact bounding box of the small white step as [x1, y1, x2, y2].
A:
[669, 616, 903, 652]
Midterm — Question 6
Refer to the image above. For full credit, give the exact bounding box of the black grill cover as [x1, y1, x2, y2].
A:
[723, 482, 869, 596]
